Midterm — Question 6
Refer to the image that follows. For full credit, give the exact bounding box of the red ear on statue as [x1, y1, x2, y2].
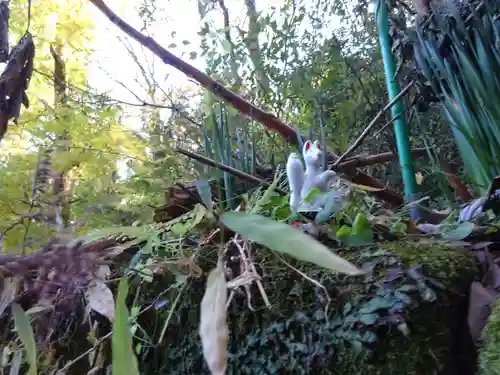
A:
[316, 142, 322, 151]
[305, 141, 311, 150]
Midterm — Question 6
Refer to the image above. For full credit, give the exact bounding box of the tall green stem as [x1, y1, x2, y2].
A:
[375, 0, 421, 220]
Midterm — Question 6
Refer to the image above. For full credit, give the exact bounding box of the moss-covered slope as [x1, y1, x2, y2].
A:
[480, 300, 500, 375]
[142, 240, 479, 375]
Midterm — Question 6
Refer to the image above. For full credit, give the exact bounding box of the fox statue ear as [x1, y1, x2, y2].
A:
[303, 140, 312, 153]
[314, 140, 322, 151]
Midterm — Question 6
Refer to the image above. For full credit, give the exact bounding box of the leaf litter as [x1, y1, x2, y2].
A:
[200, 259, 229, 375]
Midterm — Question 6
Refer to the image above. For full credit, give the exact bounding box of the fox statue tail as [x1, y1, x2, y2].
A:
[286, 153, 304, 215]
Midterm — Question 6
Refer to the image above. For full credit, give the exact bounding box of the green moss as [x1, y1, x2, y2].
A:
[334, 240, 479, 375]
[379, 240, 479, 287]
[480, 301, 500, 375]
[140, 240, 479, 375]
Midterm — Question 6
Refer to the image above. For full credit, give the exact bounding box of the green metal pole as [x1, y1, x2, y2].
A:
[375, 0, 421, 220]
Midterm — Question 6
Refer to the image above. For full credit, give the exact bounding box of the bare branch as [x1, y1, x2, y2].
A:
[89, 0, 406, 207]
[332, 80, 415, 168]
[175, 147, 287, 195]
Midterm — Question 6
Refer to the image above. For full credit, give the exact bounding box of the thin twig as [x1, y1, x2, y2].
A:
[157, 280, 188, 345]
[273, 252, 331, 316]
[337, 148, 428, 169]
[332, 80, 415, 168]
[175, 147, 287, 195]
[88, 0, 298, 141]
[57, 332, 112, 372]
[371, 102, 413, 139]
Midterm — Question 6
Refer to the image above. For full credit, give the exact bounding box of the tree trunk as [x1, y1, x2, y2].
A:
[50, 44, 73, 231]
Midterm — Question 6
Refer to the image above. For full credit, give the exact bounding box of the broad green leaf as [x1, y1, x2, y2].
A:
[442, 221, 475, 241]
[351, 213, 373, 243]
[413, 10, 500, 194]
[304, 188, 321, 202]
[112, 278, 140, 375]
[336, 225, 352, 241]
[250, 172, 281, 214]
[222, 212, 361, 275]
[11, 304, 37, 375]
[315, 190, 343, 224]
[195, 179, 213, 212]
[80, 226, 154, 244]
[170, 222, 191, 236]
[191, 204, 209, 227]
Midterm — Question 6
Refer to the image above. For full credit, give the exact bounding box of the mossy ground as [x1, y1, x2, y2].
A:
[138, 239, 479, 375]
[480, 300, 500, 375]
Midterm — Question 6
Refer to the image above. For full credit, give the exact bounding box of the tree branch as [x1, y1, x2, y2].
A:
[89, 0, 297, 141]
[89, 0, 407, 207]
[332, 80, 415, 167]
[175, 147, 287, 195]
[337, 148, 428, 169]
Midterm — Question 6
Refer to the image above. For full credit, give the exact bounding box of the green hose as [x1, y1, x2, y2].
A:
[375, 0, 422, 221]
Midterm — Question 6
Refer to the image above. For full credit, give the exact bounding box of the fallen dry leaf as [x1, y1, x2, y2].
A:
[199, 260, 228, 375]
[95, 265, 111, 280]
[468, 281, 497, 342]
[25, 303, 52, 316]
[415, 172, 424, 185]
[0, 277, 19, 316]
[226, 273, 262, 289]
[86, 280, 115, 322]
[149, 257, 203, 278]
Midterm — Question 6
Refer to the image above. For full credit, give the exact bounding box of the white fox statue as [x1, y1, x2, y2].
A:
[286, 140, 340, 214]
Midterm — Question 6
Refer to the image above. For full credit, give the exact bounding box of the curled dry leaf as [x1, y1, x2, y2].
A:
[25, 301, 53, 317]
[226, 273, 262, 289]
[199, 261, 229, 375]
[0, 277, 19, 316]
[149, 257, 203, 278]
[86, 280, 115, 322]
[95, 265, 111, 280]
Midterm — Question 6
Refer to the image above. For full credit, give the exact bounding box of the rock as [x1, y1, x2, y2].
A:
[145, 239, 479, 374]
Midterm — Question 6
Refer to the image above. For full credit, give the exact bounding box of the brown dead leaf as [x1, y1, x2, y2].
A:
[468, 281, 497, 342]
[347, 182, 384, 192]
[149, 256, 203, 278]
[86, 280, 115, 322]
[199, 260, 228, 375]
[405, 220, 422, 235]
[485, 251, 500, 290]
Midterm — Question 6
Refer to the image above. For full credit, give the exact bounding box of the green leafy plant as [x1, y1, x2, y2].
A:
[335, 213, 374, 245]
[201, 101, 259, 210]
[414, 5, 500, 194]
[11, 304, 37, 375]
[221, 212, 361, 275]
[112, 278, 140, 375]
